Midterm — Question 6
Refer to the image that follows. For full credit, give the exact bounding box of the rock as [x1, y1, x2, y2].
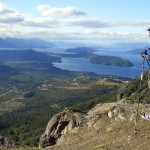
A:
[108, 111, 114, 118]
[117, 92, 124, 101]
[0, 135, 23, 148]
[39, 101, 150, 149]
[117, 84, 128, 101]
[39, 107, 87, 148]
[112, 107, 126, 120]
[88, 103, 117, 116]
[87, 114, 101, 127]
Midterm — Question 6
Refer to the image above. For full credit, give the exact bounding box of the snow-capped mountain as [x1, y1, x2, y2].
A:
[0, 36, 55, 48]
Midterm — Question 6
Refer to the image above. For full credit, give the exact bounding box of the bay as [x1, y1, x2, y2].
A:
[51, 48, 148, 78]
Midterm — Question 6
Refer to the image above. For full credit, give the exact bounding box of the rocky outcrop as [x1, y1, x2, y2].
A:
[117, 84, 128, 101]
[39, 107, 87, 148]
[0, 135, 23, 148]
[39, 100, 130, 148]
[39, 100, 150, 149]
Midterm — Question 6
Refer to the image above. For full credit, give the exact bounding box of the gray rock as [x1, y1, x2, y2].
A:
[0, 135, 23, 148]
[39, 108, 87, 148]
[117, 84, 128, 101]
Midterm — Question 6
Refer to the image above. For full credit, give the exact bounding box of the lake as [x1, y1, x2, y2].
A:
[50, 48, 148, 78]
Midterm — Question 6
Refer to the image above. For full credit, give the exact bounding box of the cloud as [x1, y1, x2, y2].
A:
[66, 19, 150, 28]
[0, 3, 15, 14]
[23, 17, 60, 28]
[22, 17, 113, 28]
[0, 3, 150, 30]
[0, 27, 146, 43]
[37, 5, 87, 17]
[0, 2, 149, 44]
[0, 3, 24, 24]
[65, 18, 113, 28]
[22, 16, 150, 29]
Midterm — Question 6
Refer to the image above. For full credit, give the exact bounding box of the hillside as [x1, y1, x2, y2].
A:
[128, 47, 149, 54]
[0, 70, 150, 149]
[0, 49, 61, 63]
[117, 71, 150, 103]
[0, 65, 123, 147]
[0, 51, 148, 149]
[39, 101, 150, 150]
[37, 72, 150, 150]
[90, 55, 134, 67]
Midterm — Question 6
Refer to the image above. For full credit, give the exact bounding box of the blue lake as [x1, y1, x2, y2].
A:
[51, 48, 148, 78]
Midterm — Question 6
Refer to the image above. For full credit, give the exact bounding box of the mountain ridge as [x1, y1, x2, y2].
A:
[0, 37, 55, 48]
[0, 49, 61, 63]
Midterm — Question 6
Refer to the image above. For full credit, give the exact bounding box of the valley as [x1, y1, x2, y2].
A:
[0, 49, 130, 147]
[0, 1, 150, 149]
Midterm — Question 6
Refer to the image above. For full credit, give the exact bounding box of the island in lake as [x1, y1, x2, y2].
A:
[56, 47, 134, 67]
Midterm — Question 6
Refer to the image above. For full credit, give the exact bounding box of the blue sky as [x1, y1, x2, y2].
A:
[1, 0, 150, 44]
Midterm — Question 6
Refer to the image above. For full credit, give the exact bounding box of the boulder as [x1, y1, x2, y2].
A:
[108, 107, 126, 120]
[39, 108, 87, 148]
[117, 84, 128, 101]
[0, 135, 23, 148]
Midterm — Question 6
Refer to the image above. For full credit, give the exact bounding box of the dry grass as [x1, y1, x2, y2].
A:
[44, 105, 150, 150]
[95, 80, 121, 86]
[0, 148, 43, 150]
[93, 142, 112, 150]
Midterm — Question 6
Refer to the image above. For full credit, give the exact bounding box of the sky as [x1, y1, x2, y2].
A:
[1, 0, 150, 45]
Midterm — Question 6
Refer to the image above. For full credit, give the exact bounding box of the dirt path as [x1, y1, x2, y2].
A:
[0, 90, 13, 98]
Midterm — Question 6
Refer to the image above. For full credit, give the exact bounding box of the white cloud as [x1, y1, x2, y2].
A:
[0, 2, 150, 44]
[22, 17, 113, 28]
[37, 5, 87, 17]
[23, 17, 60, 28]
[65, 18, 113, 28]
[112, 20, 150, 27]
[0, 3, 24, 24]
[0, 27, 147, 43]
[66, 19, 150, 28]
[22, 16, 150, 29]
[0, 3, 15, 14]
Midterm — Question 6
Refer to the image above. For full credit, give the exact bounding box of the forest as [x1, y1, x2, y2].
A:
[0, 50, 130, 147]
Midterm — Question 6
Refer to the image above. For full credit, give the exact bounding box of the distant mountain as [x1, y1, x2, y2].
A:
[0, 49, 61, 63]
[128, 47, 149, 54]
[0, 64, 17, 73]
[0, 37, 55, 48]
[54, 41, 87, 48]
[0, 64, 18, 78]
[108, 42, 150, 51]
[65, 47, 97, 53]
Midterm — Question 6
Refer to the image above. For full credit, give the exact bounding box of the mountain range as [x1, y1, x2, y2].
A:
[0, 37, 55, 48]
[108, 42, 150, 51]
[0, 49, 61, 63]
[128, 47, 150, 54]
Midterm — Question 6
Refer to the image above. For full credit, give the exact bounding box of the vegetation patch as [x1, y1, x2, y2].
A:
[93, 142, 112, 150]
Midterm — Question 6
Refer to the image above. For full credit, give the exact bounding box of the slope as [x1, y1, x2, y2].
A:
[0, 49, 61, 63]
[40, 101, 150, 150]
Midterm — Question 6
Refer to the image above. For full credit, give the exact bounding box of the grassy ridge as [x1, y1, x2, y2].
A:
[119, 71, 150, 103]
